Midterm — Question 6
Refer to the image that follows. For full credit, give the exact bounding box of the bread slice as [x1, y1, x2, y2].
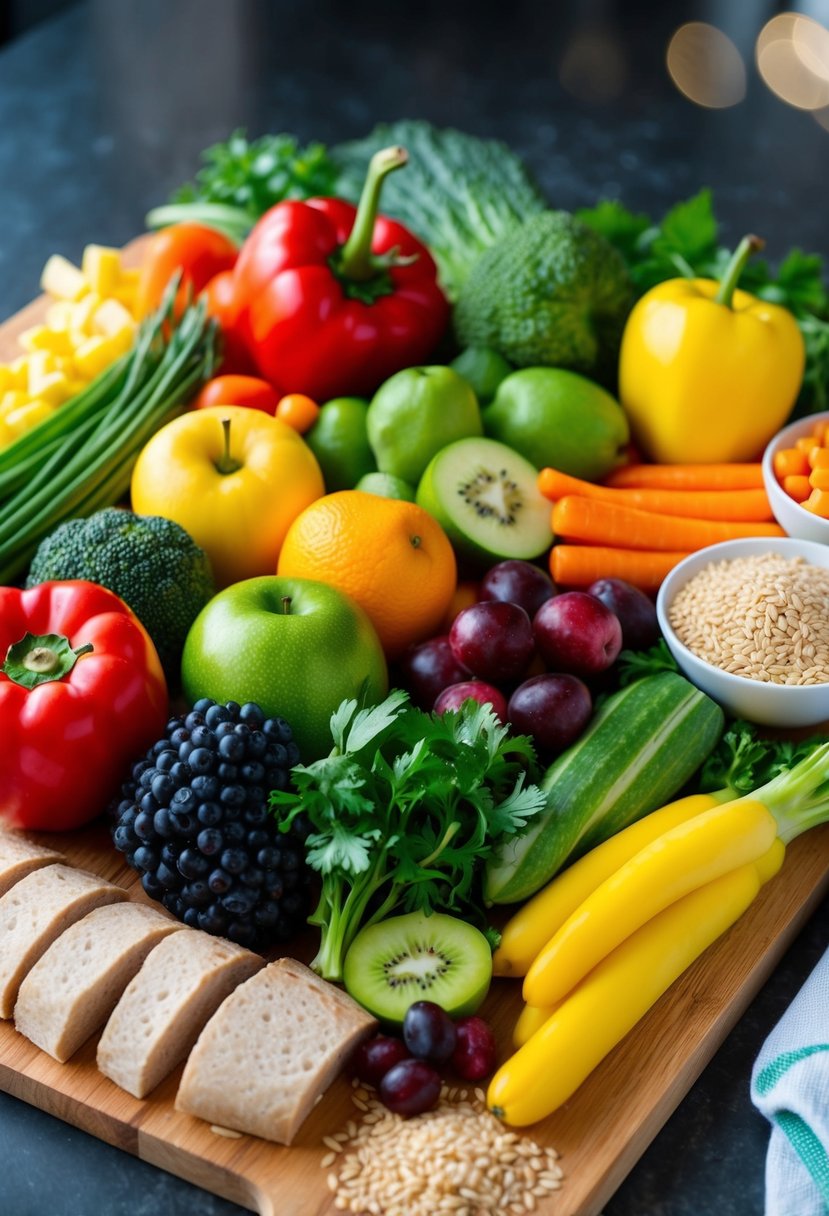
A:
[97, 931, 263, 1098]
[175, 957, 378, 1144]
[0, 830, 64, 898]
[0, 864, 126, 1018]
[14, 902, 182, 1061]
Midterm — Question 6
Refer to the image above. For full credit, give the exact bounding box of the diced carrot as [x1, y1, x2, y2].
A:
[809, 468, 829, 492]
[605, 463, 764, 491]
[537, 467, 773, 522]
[550, 546, 690, 595]
[551, 496, 785, 553]
[809, 446, 829, 470]
[796, 436, 817, 456]
[773, 448, 809, 479]
[784, 474, 813, 501]
[804, 488, 829, 518]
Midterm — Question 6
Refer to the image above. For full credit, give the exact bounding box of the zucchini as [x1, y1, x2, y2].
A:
[485, 672, 724, 905]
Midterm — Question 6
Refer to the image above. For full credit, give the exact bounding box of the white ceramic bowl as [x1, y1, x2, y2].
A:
[762, 411, 829, 544]
[656, 536, 829, 728]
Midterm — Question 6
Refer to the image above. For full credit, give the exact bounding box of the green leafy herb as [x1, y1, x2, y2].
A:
[269, 690, 547, 981]
[146, 130, 338, 243]
[699, 719, 824, 796]
[578, 190, 829, 410]
[331, 120, 547, 300]
[616, 640, 680, 687]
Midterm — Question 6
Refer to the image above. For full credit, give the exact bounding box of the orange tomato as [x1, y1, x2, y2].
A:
[275, 393, 320, 434]
[193, 375, 280, 415]
[277, 490, 457, 659]
[135, 223, 238, 320]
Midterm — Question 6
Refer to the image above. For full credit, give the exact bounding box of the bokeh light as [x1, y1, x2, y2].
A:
[666, 23, 746, 109]
[757, 13, 829, 110]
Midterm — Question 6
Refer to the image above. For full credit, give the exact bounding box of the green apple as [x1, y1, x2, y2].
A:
[181, 577, 388, 760]
[366, 366, 483, 485]
[450, 346, 513, 404]
[483, 367, 630, 481]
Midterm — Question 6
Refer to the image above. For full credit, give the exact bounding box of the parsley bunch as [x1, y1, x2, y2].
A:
[699, 719, 824, 796]
[578, 190, 829, 411]
[269, 690, 547, 981]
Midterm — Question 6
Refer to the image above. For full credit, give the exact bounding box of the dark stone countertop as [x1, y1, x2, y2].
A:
[0, 2, 827, 1213]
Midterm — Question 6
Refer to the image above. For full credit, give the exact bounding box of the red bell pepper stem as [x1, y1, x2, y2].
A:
[338, 146, 409, 282]
[3, 631, 94, 690]
[715, 234, 764, 309]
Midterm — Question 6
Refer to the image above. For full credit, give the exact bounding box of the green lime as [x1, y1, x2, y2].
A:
[304, 397, 377, 492]
[355, 472, 416, 501]
[450, 347, 513, 404]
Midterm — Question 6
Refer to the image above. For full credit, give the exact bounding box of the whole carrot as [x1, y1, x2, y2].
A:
[551, 496, 785, 552]
[606, 463, 764, 491]
[550, 546, 689, 593]
[537, 467, 773, 522]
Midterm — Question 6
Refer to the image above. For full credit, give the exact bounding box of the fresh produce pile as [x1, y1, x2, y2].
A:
[2, 117, 829, 1176]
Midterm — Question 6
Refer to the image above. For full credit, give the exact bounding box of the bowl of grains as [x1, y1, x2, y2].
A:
[762, 411, 829, 543]
[656, 537, 829, 727]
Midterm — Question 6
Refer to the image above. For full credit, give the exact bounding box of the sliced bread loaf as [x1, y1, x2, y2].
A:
[0, 864, 126, 1018]
[15, 902, 183, 1062]
[175, 957, 378, 1144]
[0, 830, 64, 898]
[97, 931, 263, 1098]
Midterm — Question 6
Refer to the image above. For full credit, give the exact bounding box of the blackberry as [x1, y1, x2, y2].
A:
[111, 699, 310, 949]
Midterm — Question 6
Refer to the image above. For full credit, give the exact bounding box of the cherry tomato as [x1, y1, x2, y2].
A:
[135, 223, 238, 320]
[275, 393, 320, 433]
[193, 375, 281, 415]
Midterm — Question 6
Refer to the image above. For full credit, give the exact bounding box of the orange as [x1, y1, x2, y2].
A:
[277, 490, 457, 659]
[276, 393, 320, 433]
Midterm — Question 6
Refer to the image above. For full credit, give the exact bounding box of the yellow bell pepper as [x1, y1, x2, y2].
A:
[522, 795, 777, 1009]
[619, 235, 805, 464]
[488, 851, 782, 1126]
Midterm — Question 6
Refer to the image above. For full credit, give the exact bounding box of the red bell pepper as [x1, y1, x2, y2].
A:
[229, 146, 450, 401]
[0, 581, 168, 832]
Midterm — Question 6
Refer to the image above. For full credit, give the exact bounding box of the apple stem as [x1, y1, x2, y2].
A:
[281, 596, 292, 615]
[215, 417, 243, 476]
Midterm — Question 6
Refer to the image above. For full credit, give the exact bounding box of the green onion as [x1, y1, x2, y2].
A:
[0, 281, 218, 584]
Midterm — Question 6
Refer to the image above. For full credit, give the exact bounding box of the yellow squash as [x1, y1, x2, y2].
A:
[492, 791, 725, 978]
[489, 842, 785, 1127]
[522, 796, 777, 1008]
[619, 235, 804, 464]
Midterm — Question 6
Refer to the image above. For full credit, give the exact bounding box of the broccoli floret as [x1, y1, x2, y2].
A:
[453, 211, 634, 383]
[26, 509, 214, 675]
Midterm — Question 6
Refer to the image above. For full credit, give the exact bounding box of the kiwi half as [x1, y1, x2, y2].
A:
[343, 910, 492, 1026]
[417, 436, 553, 565]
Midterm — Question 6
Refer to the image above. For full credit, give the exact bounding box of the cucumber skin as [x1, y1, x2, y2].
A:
[484, 672, 724, 905]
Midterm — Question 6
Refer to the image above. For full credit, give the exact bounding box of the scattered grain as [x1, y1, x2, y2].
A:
[321, 1090, 563, 1215]
[209, 1125, 243, 1139]
[668, 554, 829, 684]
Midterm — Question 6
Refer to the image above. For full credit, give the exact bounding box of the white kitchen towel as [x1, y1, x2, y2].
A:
[750, 945, 829, 1216]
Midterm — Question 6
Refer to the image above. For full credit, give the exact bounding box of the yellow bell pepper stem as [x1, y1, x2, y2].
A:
[715, 234, 764, 307]
[522, 796, 777, 1008]
[489, 859, 768, 1126]
[492, 791, 730, 978]
[619, 233, 805, 464]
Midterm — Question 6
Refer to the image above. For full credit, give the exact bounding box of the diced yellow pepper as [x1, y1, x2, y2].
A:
[81, 244, 122, 295]
[19, 325, 75, 357]
[28, 368, 70, 406]
[41, 254, 89, 302]
[5, 399, 55, 437]
[8, 356, 30, 388]
[91, 297, 136, 342]
[72, 335, 123, 379]
[0, 390, 30, 419]
[26, 350, 58, 381]
[0, 366, 11, 394]
[0, 416, 15, 449]
[69, 293, 102, 335]
[113, 267, 141, 314]
[44, 301, 75, 331]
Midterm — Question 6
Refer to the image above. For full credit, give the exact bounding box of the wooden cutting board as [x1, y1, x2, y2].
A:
[1, 256, 828, 1215]
[0, 823, 827, 1216]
